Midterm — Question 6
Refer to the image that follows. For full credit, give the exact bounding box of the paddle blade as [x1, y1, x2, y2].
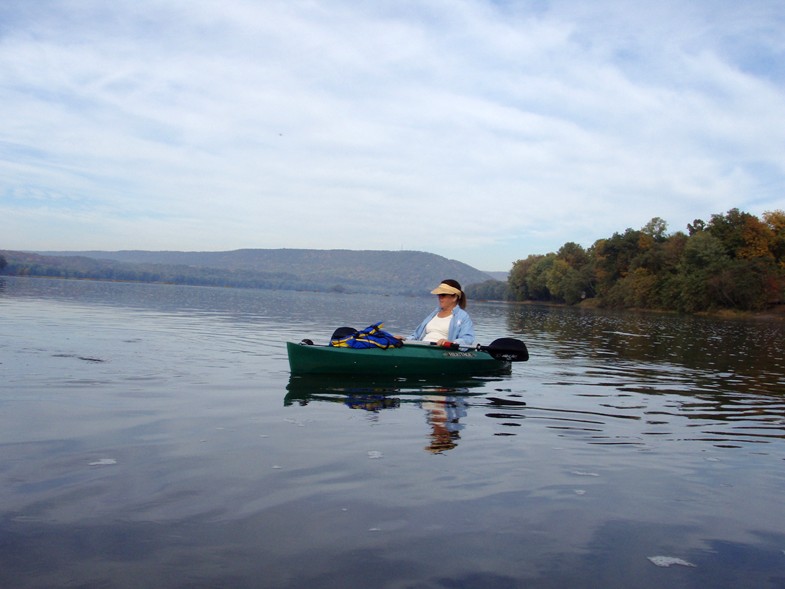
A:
[331, 326, 357, 340]
[483, 338, 529, 362]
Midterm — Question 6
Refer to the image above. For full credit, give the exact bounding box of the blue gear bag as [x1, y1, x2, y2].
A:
[329, 322, 403, 349]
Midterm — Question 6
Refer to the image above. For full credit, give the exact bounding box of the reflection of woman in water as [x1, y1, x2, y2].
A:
[422, 395, 468, 453]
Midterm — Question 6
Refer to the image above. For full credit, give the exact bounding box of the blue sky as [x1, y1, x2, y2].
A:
[1, 0, 784, 271]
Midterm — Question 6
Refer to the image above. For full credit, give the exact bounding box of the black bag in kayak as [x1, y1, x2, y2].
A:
[329, 322, 402, 349]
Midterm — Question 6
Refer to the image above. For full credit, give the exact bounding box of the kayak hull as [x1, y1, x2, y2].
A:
[286, 341, 512, 377]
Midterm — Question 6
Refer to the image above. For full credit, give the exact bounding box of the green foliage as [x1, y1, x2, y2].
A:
[642, 217, 668, 242]
[5, 208, 784, 314]
[706, 208, 757, 258]
[509, 247, 594, 305]
[525, 254, 557, 301]
[545, 259, 586, 305]
[591, 228, 644, 297]
[672, 232, 731, 312]
[509, 255, 544, 301]
[466, 279, 509, 301]
[557, 242, 589, 268]
[507, 211, 785, 313]
[763, 210, 785, 266]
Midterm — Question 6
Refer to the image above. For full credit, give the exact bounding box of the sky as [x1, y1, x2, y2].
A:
[1, 0, 784, 271]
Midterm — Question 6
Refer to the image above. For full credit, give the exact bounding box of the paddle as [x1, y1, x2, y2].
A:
[474, 338, 529, 362]
[405, 338, 529, 362]
[327, 326, 528, 361]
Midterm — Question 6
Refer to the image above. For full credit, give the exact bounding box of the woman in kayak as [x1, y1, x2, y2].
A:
[406, 279, 475, 346]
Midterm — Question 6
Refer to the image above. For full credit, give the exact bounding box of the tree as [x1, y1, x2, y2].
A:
[548, 242, 594, 304]
[642, 217, 668, 242]
[675, 232, 731, 312]
[604, 267, 658, 309]
[0, 254, 6, 273]
[738, 215, 775, 260]
[467, 280, 509, 301]
[525, 254, 557, 301]
[509, 256, 536, 301]
[591, 228, 644, 297]
[545, 259, 579, 304]
[763, 210, 785, 267]
[687, 219, 706, 235]
[509, 255, 546, 301]
[507, 209, 784, 312]
[707, 258, 772, 311]
[706, 208, 761, 259]
[557, 242, 589, 269]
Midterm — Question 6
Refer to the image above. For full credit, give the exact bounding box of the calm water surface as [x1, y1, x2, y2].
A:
[1, 277, 784, 589]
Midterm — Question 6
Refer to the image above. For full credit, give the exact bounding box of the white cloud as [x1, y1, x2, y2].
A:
[1, 0, 784, 269]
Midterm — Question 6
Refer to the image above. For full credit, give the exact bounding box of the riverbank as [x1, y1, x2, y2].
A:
[499, 297, 785, 321]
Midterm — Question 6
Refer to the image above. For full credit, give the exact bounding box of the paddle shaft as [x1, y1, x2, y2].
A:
[404, 338, 528, 362]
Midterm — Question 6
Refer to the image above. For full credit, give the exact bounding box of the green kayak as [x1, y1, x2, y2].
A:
[286, 340, 515, 377]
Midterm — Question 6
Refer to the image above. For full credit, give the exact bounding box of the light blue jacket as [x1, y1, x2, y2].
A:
[408, 307, 476, 346]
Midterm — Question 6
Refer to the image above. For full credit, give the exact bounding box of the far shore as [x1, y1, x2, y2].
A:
[5, 274, 785, 320]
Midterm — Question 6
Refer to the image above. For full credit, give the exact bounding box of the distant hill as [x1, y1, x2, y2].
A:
[2, 249, 495, 296]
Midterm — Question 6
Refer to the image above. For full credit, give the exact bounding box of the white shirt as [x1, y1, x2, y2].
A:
[422, 314, 451, 342]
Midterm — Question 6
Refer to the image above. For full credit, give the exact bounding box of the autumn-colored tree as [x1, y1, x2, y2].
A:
[738, 216, 774, 260]
[706, 208, 766, 259]
[506, 208, 784, 312]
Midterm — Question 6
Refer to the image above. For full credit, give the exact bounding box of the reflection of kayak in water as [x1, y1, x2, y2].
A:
[284, 376, 523, 453]
[284, 390, 401, 411]
[288, 393, 402, 412]
[345, 395, 400, 411]
[284, 374, 493, 408]
[286, 338, 527, 377]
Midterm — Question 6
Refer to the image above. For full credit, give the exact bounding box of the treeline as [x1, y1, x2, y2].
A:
[504, 208, 785, 312]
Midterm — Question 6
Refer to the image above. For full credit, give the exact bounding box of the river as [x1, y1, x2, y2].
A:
[1, 277, 783, 588]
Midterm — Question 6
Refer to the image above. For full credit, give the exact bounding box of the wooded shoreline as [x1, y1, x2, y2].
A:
[3, 208, 784, 315]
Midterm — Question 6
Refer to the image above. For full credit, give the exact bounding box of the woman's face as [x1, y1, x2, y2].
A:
[437, 293, 458, 310]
